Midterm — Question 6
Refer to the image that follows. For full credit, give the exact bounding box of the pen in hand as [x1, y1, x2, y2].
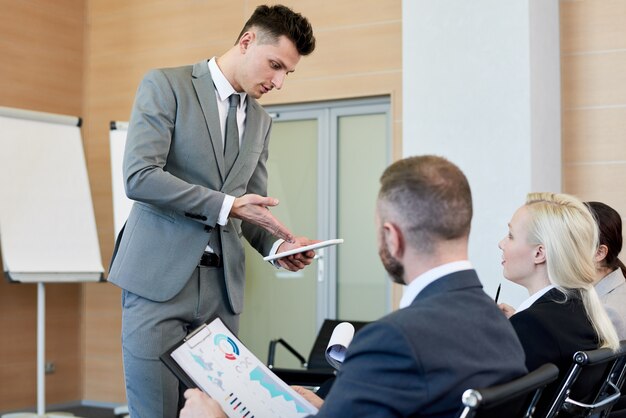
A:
[494, 283, 501, 304]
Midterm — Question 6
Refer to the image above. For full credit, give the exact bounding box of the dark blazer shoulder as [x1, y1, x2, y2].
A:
[416, 269, 483, 302]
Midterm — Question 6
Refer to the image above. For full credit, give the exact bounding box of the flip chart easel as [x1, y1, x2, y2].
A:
[0, 106, 104, 417]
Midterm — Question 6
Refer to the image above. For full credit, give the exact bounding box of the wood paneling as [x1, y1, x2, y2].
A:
[0, 0, 84, 411]
[560, 0, 626, 253]
[563, 107, 626, 163]
[560, 0, 626, 53]
[562, 51, 626, 108]
[261, 71, 402, 105]
[82, 284, 124, 398]
[244, 0, 401, 29]
[0, 278, 82, 410]
[0, 0, 84, 115]
[564, 163, 626, 210]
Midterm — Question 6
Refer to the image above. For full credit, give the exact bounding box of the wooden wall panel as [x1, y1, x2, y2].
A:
[0, 1, 84, 115]
[560, 0, 626, 242]
[560, 0, 626, 53]
[562, 108, 626, 162]
[0, 0, 85, 412]
[82, 0, 402, 402]
[0, 280, 82, 411]
[564, 164, 626, 211]
[562, 52, 626, 108]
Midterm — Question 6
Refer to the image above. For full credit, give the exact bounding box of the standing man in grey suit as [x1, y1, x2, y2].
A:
[108, 5, 317, 417]
[180, 155, 527, 418]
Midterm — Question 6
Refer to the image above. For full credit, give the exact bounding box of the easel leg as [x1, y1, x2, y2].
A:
[37, 282, 45, 416]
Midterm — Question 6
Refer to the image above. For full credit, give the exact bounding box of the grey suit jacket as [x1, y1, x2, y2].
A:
[596, 268, 626, 340]
[108, 60, 276, 313]
[313, 270, 527, 418]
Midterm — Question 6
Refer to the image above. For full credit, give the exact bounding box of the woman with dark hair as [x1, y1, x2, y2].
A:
[586, 201, 626, 340]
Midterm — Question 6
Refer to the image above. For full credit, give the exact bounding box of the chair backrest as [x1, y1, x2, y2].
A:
[613, 355, 626, 393]
[457, 363, 560, 418]
[544, 340, 626, 418]
[306, 319, 370, 371]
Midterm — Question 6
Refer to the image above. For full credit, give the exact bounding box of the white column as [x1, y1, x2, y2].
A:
[402, 0, 561, 307]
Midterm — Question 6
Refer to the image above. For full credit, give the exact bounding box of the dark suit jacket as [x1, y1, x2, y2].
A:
[108, 60, 276, 312]
[510, 288, 599, 415]
[312, 270, 527, 418]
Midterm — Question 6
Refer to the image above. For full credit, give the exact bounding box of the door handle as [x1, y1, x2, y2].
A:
[317, 249, 325, 282]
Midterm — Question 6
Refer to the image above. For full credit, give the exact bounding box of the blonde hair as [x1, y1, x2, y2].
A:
[525, 192, 619, 350]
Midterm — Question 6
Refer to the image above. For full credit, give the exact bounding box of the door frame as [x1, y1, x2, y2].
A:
[265, 96, 392, 329]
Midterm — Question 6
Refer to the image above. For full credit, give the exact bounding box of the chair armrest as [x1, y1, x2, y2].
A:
[267, 338, 307, 368]
[562, 381, 621, 415]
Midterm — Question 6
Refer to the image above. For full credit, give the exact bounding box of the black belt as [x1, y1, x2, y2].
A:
[199, 252, 222, 267]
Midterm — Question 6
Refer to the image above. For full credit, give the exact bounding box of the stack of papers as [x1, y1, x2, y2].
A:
[325, 322, 355, 370]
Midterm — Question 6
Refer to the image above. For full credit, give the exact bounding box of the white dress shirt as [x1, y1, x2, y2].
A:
[208, 57, 246, 226]
[399, 260, 474, 309]
[515, 284, 556, 313]
[206, 58, 281, 259]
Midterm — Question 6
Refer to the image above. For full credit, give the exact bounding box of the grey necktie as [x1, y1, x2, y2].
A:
[224, 94, 240, 173]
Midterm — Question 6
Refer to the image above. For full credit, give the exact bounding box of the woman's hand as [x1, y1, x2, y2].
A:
[498, 303, 516, 319]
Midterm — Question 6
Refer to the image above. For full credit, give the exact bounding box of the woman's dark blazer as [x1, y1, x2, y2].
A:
[510, 288, 599, 415]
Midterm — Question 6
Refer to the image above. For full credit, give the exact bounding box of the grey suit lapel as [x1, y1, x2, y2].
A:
[191, 60, 226, 181]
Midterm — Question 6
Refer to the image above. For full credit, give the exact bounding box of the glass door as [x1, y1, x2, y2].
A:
[239, 98, 390, 367]
[335, 108, 390, 320]
[239, 111, 323, 368]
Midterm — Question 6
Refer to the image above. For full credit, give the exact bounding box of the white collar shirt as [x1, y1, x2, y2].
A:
[205, 58, 247, 229]
[516, 284, 556, 313]
[208, 57, 247, 146]
[399, 260, 474, 309]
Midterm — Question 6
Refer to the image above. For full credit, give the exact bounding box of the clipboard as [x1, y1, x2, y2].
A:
[160, 317, 318, 418]
[263, 238, 344, 262]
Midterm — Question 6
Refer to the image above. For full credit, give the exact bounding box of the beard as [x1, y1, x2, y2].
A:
[379, 241, 405, 285]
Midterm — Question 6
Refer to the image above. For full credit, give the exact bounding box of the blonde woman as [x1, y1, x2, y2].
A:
[498, 192, 619, 415]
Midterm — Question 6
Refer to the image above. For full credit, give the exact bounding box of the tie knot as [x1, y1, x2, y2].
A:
[229, 94, 240, 109]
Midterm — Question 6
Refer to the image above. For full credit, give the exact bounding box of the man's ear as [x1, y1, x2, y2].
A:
[239, 31, 255, 53]
[595, 244, 609, 263]
[383, 222, 404, 259]
[534, 244, 546, 265]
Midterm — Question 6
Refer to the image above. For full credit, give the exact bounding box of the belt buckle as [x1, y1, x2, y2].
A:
[199, 252, 221, 267]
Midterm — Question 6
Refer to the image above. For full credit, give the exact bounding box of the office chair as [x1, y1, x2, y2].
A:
[267, 319, 369, 388]
[607, 355, 626, 417]
[457, 363, 560, 418]
[544, 340, 626, 418]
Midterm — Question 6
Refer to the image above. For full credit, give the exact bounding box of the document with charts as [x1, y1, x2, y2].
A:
[161, 317, 318, 418]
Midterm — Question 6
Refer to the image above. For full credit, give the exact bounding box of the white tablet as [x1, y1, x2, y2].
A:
[263, 238, 344, 262]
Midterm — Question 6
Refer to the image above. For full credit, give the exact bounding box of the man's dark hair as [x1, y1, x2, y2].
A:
[378, 155, 473, 253]
[236, 4, 315, 56]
